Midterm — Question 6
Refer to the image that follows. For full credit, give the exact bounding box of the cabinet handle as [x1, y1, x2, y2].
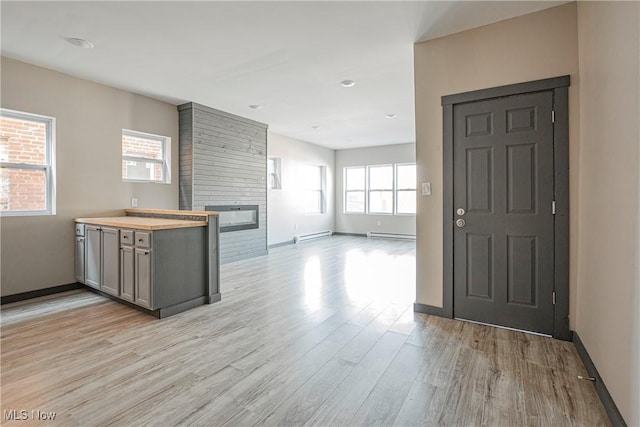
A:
[138, 239, 143, 242]
[79, 238, 84, 242]
[123, 235, 128, 239]
[144, 251, 149, 255]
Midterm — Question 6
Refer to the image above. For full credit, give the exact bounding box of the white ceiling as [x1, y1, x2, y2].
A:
[1, 1, 566, 150]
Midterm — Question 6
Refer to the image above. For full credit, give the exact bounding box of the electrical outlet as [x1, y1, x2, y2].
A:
[422, 182, 431, 196]
[131, 198, 138, 208]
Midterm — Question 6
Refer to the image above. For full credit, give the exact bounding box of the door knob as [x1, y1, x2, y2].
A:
[456, 208, 466, 216]
[455, 219, 466, 228]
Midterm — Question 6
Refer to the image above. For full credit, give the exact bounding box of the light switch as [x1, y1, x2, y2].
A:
[422, 182, 431, 196]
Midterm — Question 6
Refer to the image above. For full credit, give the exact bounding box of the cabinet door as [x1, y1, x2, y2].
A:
[85, 226, 101, 289]
[120, 246, 135, 302]
[75, 236, 86, 284]
[135, 248, 152, 309]
[101, 227, 120, 296]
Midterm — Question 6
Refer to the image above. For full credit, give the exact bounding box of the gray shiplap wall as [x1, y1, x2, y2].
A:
[178, 103, 268, 263]
[178, 106, 193, 210]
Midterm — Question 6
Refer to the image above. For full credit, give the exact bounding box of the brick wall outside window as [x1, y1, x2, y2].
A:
[122, 132, 166, 182]
[0, 116, 48, 212]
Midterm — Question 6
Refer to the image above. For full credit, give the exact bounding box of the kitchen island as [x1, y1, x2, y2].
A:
[75, 209, 220, 318]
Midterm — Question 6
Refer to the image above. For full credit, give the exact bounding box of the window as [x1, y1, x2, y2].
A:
[303, 164, 325, 214]
[342, 163, 416, 215]
[368, 165, 394, 214]
[396, 163, 417, 214]
[122, 129, 170, 183]
[344, 166, 365, 213]
[267, 157, 282, 190]
[0, 109, 56, 215]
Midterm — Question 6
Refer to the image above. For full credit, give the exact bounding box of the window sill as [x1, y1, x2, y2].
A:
[343, 212, 416, 216]
[123, 179, 171, 185]
[0, 210, 55, 217]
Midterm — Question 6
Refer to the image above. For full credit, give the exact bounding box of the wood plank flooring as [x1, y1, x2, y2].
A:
[1, 236, 609, 426]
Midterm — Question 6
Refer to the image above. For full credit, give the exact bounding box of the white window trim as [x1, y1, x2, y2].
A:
[367, 164, 394, 215]
[122, 129, 171, 184]
[395, 163, 417, 216]
[319, 165, 327, 214]
[343, 163, 416, 216]
[394, 189, 417, 216]
[0, 108, 56, 216]
[267, 157, 282, 190]
[344, 166, 366, 214]
[304, 164, 326, 215]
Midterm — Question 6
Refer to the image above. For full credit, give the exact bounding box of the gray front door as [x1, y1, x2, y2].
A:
[453, 91, 555, 335]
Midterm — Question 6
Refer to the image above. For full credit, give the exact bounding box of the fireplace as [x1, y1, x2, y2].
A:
[205, 205, 259, 233]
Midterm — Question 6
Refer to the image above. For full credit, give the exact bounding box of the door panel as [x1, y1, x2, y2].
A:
[466, 147, 493, 213]
[466, 234, 493, 299]
[507, 144, 537, 214]
[506, 106, 536, 133]
[507, 235, 537, 305]
[453, 91, 554, 335]
[465, 112, 493, 137]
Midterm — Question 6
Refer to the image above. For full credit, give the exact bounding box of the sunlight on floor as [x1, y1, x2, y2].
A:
[303, 256, 323, 312]
[343, 247, 415, 306]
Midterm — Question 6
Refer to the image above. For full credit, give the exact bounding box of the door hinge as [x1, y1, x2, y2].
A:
[552, 110, 556, 123]
[552, 201, 556, 215]
[552, 291, 557, 305]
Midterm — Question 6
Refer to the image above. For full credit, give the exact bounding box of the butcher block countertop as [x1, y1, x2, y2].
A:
[125, 208, 218, 217]
[74, 216, 207, 231]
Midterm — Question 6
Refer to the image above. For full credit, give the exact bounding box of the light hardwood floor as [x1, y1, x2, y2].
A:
[1, 236, 609, 426]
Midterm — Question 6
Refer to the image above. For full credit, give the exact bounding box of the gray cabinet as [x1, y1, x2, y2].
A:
[134, 247, 152, 308]
[76, 218, 213, 318]
[84, 225, 119, 294]
[85, 225, 102, 289]
[120, 246, 135, 302]
[120, 230, 153, 309]
[101, 227, 120, 296]
[75, 236, 85, 283]
[75, 224, 85, 283]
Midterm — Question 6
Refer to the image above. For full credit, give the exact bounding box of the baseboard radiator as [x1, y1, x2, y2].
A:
[294, 230, 333, 243]
[367, 232, 416, 241]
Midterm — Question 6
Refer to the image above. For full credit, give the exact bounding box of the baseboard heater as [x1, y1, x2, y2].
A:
[294, 230, 333, 243]
[367, 232, 416, 241]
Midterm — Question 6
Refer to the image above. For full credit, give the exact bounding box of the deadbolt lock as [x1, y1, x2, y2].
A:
[456, 208, 466, 216]
[455, 219, 466, 228]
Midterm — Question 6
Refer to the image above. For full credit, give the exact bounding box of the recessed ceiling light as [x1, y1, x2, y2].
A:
[386, 114, 398, 119]
[312, 125, 320, 129]
[340, 80, 356, 88]
[67, 38, 94, 49]
[249, 104, 263, 110]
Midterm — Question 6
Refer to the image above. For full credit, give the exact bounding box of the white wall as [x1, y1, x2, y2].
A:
[335, 143, 416, 235]
[267, 132, 335, 246]
[414, 2, 640, 423]
[1, 57, 179, 297]
[576, 2, 640, 424]
[413, 3, 580, 319]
